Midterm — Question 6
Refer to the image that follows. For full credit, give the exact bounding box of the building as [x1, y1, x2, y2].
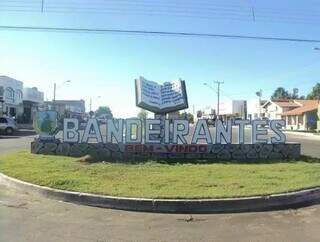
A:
[281, 100, 319, 131]
[263, 100, 300, 120]
[247, 99, 267, 120]
[219, 100, 247, 120]
[22, 87, 44, 123]
[44, 100, 86, 119]
[0, 76, 23, 118]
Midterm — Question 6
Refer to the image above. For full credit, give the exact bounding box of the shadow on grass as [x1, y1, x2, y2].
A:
[75, 154, 320, 166]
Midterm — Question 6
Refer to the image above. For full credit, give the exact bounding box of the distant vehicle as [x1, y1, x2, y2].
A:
[0, 117, 18, 135]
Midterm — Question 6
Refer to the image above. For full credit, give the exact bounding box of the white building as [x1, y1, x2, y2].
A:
[262, 100, 300, 120]
[0, 76, 23, 117]
[23, 87, 44, 123]
[247, 99, 267, 120]
[219, 100, 247, 119]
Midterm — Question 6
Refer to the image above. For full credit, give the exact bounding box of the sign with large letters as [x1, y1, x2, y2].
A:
[63, 118, 286, 147]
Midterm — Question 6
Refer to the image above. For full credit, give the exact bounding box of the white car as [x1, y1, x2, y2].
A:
[0, 117, 18, 135]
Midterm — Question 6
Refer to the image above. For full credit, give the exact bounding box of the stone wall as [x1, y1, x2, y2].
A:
[31, 139, 301, 161]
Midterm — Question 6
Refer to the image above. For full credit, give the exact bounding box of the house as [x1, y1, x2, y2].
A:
[44, 100, 86, 119]
[262, 99, 300, 120]
[281, 100, 319, 131]
[0, 76, 23, 118]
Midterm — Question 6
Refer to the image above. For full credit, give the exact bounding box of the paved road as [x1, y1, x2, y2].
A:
[1, 184, 320, 242]
[0, 130, 36, 155]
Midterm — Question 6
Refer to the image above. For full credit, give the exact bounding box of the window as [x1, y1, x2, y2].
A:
[16, 90, 23, 100]
[0, 117, 8, 124]
[5, 87, 14, 103]
[298, 115, 303, 125]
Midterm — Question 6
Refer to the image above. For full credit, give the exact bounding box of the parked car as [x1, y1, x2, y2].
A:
[0, 117, 18, 135]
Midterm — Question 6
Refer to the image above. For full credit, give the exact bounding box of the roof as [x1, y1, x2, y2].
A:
[282, 100, 319, 116]
[262, 100, 301, 108]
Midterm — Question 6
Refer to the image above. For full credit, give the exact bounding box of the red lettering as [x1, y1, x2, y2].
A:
[164, 145, 176, 153]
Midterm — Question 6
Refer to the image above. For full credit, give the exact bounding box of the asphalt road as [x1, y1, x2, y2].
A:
[1, 183, 320, 242]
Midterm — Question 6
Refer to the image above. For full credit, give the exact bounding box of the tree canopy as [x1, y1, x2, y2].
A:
[307, 83, 320, 100]
[137, 109, 148, 120]
[271, 87, 290, 100]
[95, 106, 113, 119]
[271, 87, 304, 100]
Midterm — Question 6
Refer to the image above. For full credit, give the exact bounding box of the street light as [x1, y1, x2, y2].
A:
[53, 80, 71, 102]
[89, 96, 101, 112]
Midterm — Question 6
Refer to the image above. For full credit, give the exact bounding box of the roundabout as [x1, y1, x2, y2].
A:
[1, 151, 320, 213]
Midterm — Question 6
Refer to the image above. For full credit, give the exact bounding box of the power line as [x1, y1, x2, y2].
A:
[0, 25, 320, 44]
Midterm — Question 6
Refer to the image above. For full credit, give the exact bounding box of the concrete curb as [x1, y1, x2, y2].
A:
[1, 172, 320, 214]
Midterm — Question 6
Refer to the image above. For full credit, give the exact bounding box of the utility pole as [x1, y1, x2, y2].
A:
[256, 89, 262, 118]
[214, 81, 224, 118]
[53, 83, 56, 102]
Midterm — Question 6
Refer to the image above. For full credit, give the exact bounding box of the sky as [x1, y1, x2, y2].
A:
[1, 0, 320, 117]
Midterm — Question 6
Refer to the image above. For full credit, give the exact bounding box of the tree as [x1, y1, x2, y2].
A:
[137, 109, 148, 120]
[291, 88, 299, 99]
[307, 83, 320, 100]
[179, 112, 194, 123]
[271, 87, 290, 100]
[95, 106, 113, 119]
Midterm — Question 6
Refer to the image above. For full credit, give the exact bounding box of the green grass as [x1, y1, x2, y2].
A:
[1, 151, 320, 199]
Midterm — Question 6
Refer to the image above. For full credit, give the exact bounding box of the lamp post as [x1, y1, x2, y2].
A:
[89, 96, 101, 112]
[52, 80, 71, 111]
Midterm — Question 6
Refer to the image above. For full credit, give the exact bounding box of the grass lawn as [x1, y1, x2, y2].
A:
[1, 151, 320, 199]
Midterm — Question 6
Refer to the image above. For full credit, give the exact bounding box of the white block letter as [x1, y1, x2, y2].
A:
[145, 119, 161, 144]
[125, 119, 142, 143]
[234, 119, 250, 144]
[252, 119, 268, 144]
[82, 119, 103, 143]
[107, 119, 124, 143]
[63, 118, 79, 143]
[191, 119, 212, 144]
[216, 120, 232, 144]
[270, 120, 286, 144]
[173, 120, 189, 144]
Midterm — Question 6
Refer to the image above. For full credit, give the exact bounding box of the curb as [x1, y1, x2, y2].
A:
[1, 172, 320, 214]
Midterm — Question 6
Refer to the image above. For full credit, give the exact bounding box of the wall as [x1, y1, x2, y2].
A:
[31, 140, 301, 161]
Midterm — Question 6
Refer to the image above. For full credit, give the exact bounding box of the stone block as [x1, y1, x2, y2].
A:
[232, 150, 246, 160]
[247, 148, 259, 159]
[31, 140, 44, 154]
[217, 149, 231, 160]
[268, 151, 284, 160]
[211, 144, 224, 154]
[151, 153, 168, 160]
[259, 145, 273, 159]
[97, 148, 112, 161]
[201, 153, 216, 159]
[44, 143, 58, 153]
[240, 144, 251, 153]
[254, 143, 264, 152]
[167, 153, 185, 159]
[70, 145, 85, 157]
[56, 143, 70, 156]
[111, 151, 123, 160]
[105, 143, 121, 152]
